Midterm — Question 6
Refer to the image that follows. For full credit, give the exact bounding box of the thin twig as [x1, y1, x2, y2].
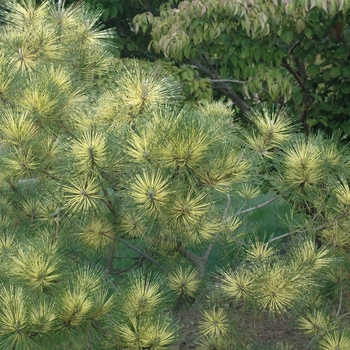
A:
[223, 193, 231, 220]
[336, 310, 350, 321]
[267, 210, 349, 245]
[267, 231, 293, 244]
[336, 283, 343, 318]
[230, 235, 251, 247]
[102, 189, 115, 212]
[288, 34, 305, 55]
[117, 237, 168, 273]
[203, 193, 231, 265]
[227, 193, 281, 220]
[177, 244, 201, 265]
[110, 258, 144, 275]
[39, 169, 61, 181]
[281, 58, 311, 131]
[54, 210, 60, 239]
[101, 189, 167, 273]
[211, 79, 246, 84]
[202, 233, 219, 264]
[281, 59, 307, 95]
[188, 58, 251, 112]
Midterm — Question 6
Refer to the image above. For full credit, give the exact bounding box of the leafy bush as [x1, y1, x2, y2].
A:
[134, 0, 350, 135]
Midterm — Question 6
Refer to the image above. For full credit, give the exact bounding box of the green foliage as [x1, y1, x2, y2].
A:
[62, 0, 174, 60]
[2, 1, 350, 349]
[134, 0, 350, 135]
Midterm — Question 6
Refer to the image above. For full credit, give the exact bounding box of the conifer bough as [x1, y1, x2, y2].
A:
[1, 1, 350, 349]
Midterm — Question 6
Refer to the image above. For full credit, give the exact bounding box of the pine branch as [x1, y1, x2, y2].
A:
[336, 284, 343, 318]
[117, 237, 168, 273]
[102, 189, 115, 212]
[336, 310, 350, 321]
[202, 233, 219, 265]
[222, 193, 231, 220]
[110, 258, 144, 275]
[39, 169, 61, 181]
[176, 243, 208, 277]
[267, 210, 349, 244]
[267, 231, 293, 243]
[100, 188, 168, 273]
[202, 193, 231, 264]
[227, 193, 281, 220]
[177, 243, 201, 265]
[105, 240, 116, 273]
[54, 210, 60, 239]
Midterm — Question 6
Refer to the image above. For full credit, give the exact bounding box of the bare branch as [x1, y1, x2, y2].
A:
[54, 210, 60, 239]
[177, 244, 201, 265]
[228, 193, 281, 220]
[267, 231, 293, 244]
[336, 310, 350, 321]
[281, 59, 307, 95]
[202, 193, 231, 267]
[188, 58, 251, 113]
[223, 193, 231, 220]
[336, 284, 343, 318]
[39, 170, 61, 181]
[267, 210, 349, 245]
[105, 240, 116, 273]
[202, 233, 219, 264]
[211, 79, 246, 84]
[281, 58, 311, 131]
[288, 34, 305, 55]
[117, 237, 168, 273]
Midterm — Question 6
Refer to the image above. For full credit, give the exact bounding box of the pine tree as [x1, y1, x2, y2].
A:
[1, 1, 350, 349]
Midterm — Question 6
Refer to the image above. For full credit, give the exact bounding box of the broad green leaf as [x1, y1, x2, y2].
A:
[304, 27, 312, 39]
[240, 46, 250, 59]
[343, 67, 350, 77]
[292, 89, 303, 104]
[311, 93, 322, 102]
[307, 64, 320, 77]
[323, 69, 331, 81]
[209, 27, 216, 41]
[307, 119, 319, 127]
[253, 49, 261, 62]
[342, 121, 350, 135]
[304, 40, 313, 50]
[183, 45, 192, 59]
[319, 102, 331, 111]
[181, 70, 194, 81]
[296, 19, 305, 33]
[280, 29, 293, 44]
[330, 66, 342, 78]
[101, 8, 109, 22]
[341, 86, 350, 94]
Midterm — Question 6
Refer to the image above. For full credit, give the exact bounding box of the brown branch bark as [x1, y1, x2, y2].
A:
[117, 237, 168, 273]
[210, 79, 246, 84]
[281, 59, 311, 133]
[105, 240, 116, 274]
[54, 210, 60, 239]
[288, 35, 305, 55]
[189, 59, 251, 113]
[176, 243, 207, 277]
[202, 233, 219, 265]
